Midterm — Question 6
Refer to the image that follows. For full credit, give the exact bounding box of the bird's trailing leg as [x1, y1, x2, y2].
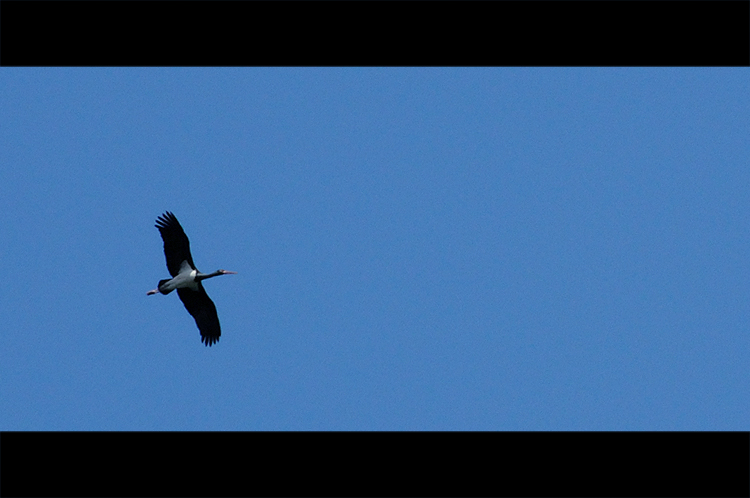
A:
[147, 288, 160, 295]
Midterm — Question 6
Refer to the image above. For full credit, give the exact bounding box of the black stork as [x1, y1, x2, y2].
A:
[147, 212, 236, 346]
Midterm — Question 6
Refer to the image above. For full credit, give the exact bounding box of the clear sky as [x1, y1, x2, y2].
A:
[1, 68, 748, 430]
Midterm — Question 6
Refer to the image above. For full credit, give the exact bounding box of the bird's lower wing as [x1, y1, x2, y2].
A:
[177, 286, 221, 346]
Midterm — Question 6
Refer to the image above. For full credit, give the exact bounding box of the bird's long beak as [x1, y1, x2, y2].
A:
[222, 270, 238, 275]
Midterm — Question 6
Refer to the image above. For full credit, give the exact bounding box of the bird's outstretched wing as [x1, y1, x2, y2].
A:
[177, 285, 221, 346]
[155, 212, 196, 277]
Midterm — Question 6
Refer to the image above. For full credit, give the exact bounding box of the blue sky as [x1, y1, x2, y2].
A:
[1, 68, 748, 430]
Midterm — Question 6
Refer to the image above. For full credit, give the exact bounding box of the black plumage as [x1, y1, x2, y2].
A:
[148, 211, 235, 346]
[155, 212, 196, 278]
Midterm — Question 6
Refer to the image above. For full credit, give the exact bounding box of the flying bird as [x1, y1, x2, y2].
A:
[147, 211, 236, 346]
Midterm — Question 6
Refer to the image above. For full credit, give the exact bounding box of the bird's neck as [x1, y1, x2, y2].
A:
[195, 270, 222, 282]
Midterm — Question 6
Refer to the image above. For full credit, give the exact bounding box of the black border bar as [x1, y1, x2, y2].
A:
[1, 1, 748, 66]
[1, 431, 748, 497]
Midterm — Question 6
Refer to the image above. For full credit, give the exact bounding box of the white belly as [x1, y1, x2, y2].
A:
[164, 269, 199, 292]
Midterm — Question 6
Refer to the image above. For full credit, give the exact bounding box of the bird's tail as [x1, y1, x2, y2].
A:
[158, 279, 175, 295]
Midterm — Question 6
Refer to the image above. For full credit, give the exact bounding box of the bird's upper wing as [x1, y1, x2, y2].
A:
[155, 211, 196, 277]
[177, 285, 221, 346]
